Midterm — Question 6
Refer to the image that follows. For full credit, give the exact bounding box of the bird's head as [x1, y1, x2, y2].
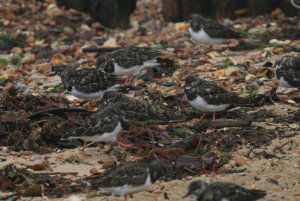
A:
[189, 14, 205, 26]
[96, 56, 115, 73]
[183, 180, 209, 198]
[50, 64, 71, 77]
[149, 161, 167, 183]
[184, 74, 201, 90]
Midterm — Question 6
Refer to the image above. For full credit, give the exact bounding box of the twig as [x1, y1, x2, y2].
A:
[2, 108, 92, 122]
[194, 119, 252, 130]
[82, 47, 126, 53]
[32, 171, 79, 175]
[0, 192, 21, 200]
[273, 141, 290, 152]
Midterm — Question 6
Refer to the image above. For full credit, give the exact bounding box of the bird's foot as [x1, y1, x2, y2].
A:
[113, 140, 134, 149]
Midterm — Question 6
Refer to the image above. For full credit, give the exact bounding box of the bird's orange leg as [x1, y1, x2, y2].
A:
[193, 112, 207, 124]
[79, 141, 94, 154]
[113, 140, 134, 148]
[123, 76, 133, 84]
[212, 112, 216, 122]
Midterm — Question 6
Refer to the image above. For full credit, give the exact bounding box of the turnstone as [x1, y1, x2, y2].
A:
[95, 47, 161, 76]
[189, 14, 241, 45]
[100, 91, 166, 122]
[51, 64, 121, 100]
[184, 74, 256, 121]
[274, 55, 300, 88]
[183, 180, 266, 201]
[66, 106, 131, 150]
[88, 161, 165, 200]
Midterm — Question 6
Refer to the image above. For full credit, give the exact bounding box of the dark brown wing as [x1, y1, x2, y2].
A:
[207, 182, 266, 201]
[90, 163, 149, 188]
[276, 56, 300, 87]
[185, 78, 242, 105]
[203, 19, 241, 39]
[107, 47, 160, 68]
[70, 107, 120, 137]
[66, 68, 121, 93]
[100, 92, 165, 121]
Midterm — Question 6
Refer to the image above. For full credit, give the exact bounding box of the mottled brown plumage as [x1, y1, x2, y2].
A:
[275, 55, 300, 88]
[96, 47, 161, 75]
[101, 91, 166, 121]
[51, 64, 121, 99]
[189, 14, 241, 44]
[184, 180, 266, 201]
[88, 161, 165, 197]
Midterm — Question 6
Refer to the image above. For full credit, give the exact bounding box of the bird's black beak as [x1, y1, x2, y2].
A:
[182, 192, 191, 199]
[50, 71, 57, 76]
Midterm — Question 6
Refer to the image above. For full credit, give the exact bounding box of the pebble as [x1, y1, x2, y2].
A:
[246, 83, 259, 91]
[37, 63, 52, 75]
[64, 27, 75, 35]
[266, 178, 280, 185]
[2, 146, 9, 153]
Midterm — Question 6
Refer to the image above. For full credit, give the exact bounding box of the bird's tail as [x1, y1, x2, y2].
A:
[236, 87, 276, 106]
[250, 189, 267, 199]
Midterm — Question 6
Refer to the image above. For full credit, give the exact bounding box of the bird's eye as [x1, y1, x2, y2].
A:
[67, 86, 72, 92]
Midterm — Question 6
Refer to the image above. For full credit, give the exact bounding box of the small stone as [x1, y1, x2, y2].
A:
[51, 53, 67, 64]
[266, 178, 279, 185]
[46, 3, 64, 16]
[89, 167, 98, 174]
[245, 74, 256, 81]
[11, 47, 22, 54]
[22, 53, 36, 64]
[102, 160, 116, 169]
[91, 22, 102, 29]
[234, 156, 247, 167]
[288, 123, 299, 129]
[225, 67, 240, 76]
[134, 79, 145, 87]
[246, 83, 259, 91]
[80, 24, 92, 31]
[37, 63, 52, 75]
[2, 146, 9, 153]
[214, 69, 226, 77]
[64, 27, 75, 35]
[175, 22, 189, 31]
[273, 48, 284, 54]
[294, 188, 300, 196]
[103, 37, 117, 47]
[24, 159, 49, 171]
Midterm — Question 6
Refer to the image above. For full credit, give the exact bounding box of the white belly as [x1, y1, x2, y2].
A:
[278, 76, 292, 88]
[69, 121, 122, 143]
[189, 27, 225, 45]
[114, 59, 159, 76]
[275, 65, 293, 88]
[188, 95, 230, 112]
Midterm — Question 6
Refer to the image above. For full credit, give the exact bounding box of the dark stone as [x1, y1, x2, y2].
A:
[89, 0, 136, 29]
[57, 0, 136, 29]
[57, 0, 90, 13]
[162, 0, 183, 22]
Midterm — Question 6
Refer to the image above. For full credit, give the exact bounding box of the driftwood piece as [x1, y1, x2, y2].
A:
[194, 119, 251, 129]
[168, 119, 251, 149]
[1, 108, 91, 123]
[82, 47, 125, 53]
